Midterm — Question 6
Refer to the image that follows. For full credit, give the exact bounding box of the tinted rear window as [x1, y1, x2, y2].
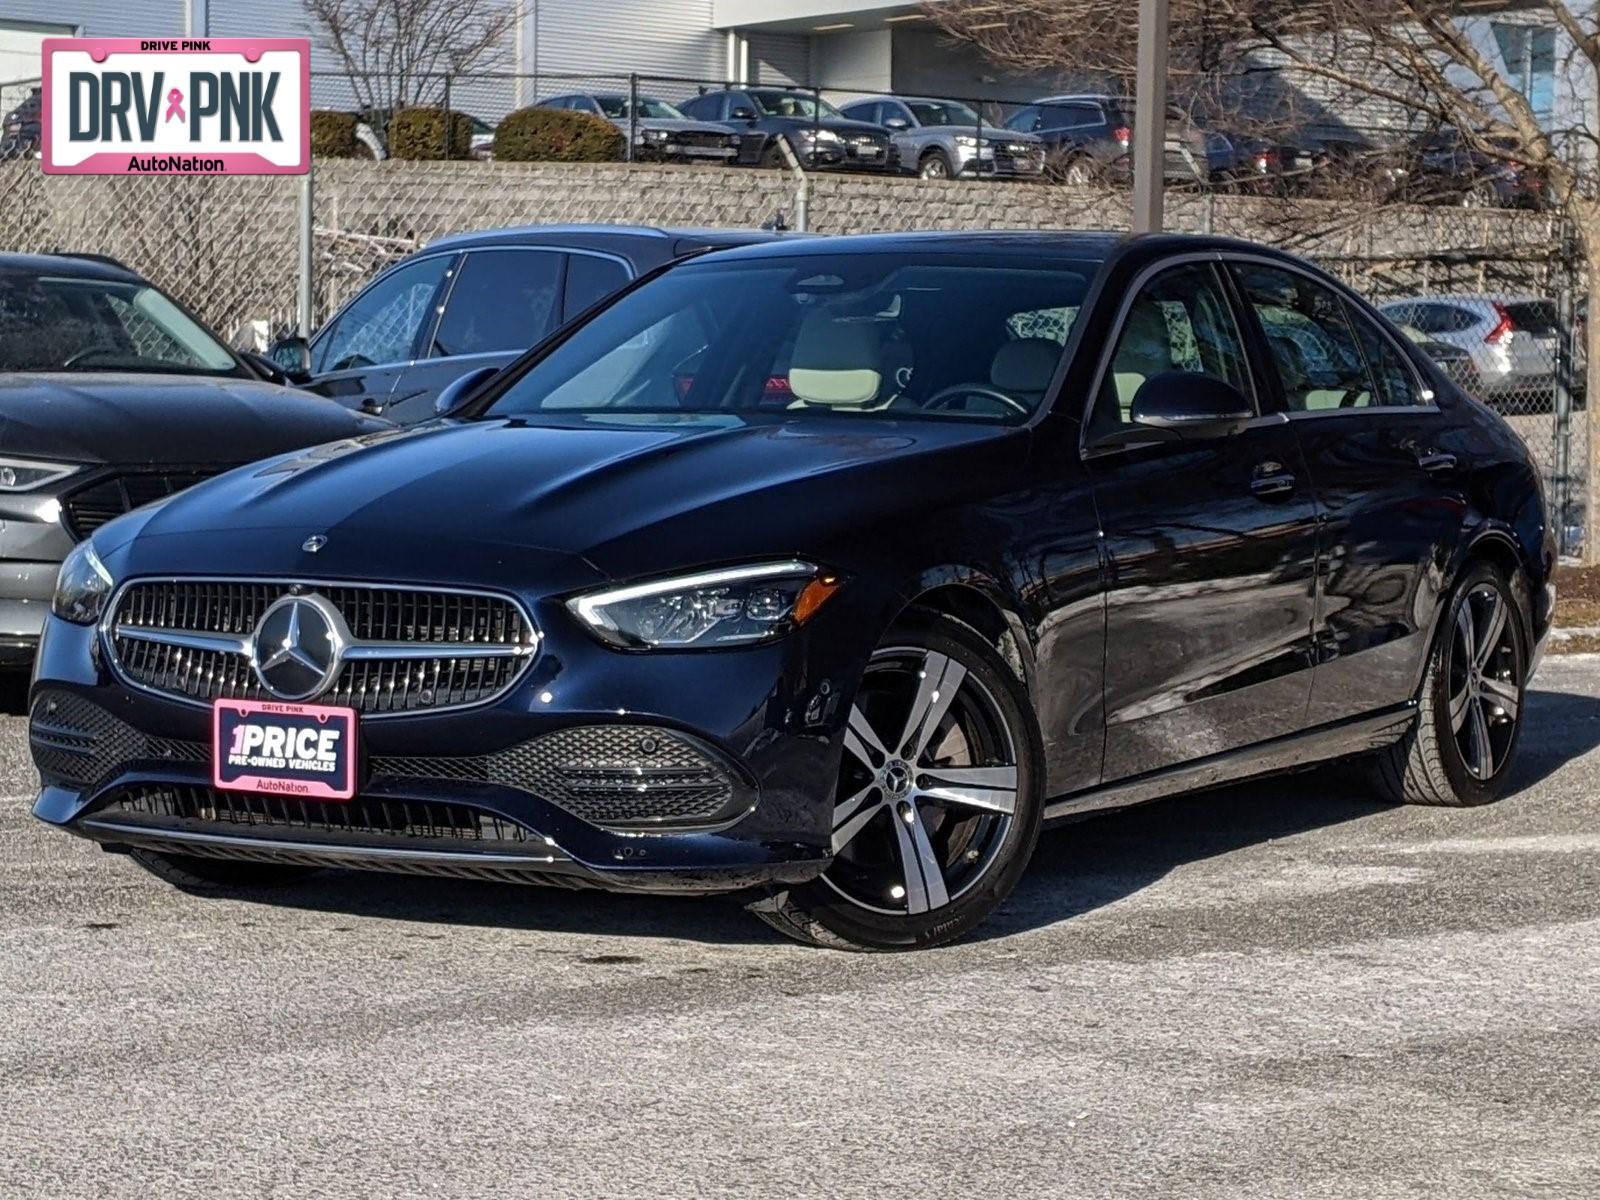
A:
[1505, 301, 1559, 334]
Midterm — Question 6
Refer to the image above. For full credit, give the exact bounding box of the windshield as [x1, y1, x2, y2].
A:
[751, 91, 845, 120]
[0, 273, 240, 374]
[484, 253, 1097, 425]
[907, 100, 980, 127]
[596, 95, 686, 120]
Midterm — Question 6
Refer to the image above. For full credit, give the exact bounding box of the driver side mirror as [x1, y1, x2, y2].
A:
[433, 365, 500, 419]
[1130, 372, 1253, 439]
[730, 106, 756, 121]
[267, 335, 311, 381]
[883, 116, 910, 131]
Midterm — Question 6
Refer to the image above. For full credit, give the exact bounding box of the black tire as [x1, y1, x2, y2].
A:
[1371, 561, 1527, 806]
[127, 848, 319, 891]
[918, 149, 954, 180]
[752, 614, 1044, 951]
[759, 140, 785, 169]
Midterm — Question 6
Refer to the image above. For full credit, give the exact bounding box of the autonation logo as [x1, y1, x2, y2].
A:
[42, 37, 309, 175]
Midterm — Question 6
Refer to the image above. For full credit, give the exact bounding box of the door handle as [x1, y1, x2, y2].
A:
[1250, 461, 1297, 498]
[1416, 450, 1458, 475]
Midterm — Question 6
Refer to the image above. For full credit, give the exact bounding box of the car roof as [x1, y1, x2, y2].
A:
[1381, 294, 1545, 306]
[684, 229, 1268, 264]
[0, 251, 143, 281]
[425, 224, 786, 253]
[1031, 94, 1123, 104]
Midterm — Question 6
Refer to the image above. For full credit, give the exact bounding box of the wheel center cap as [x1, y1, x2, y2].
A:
[882, 761, 913, 797]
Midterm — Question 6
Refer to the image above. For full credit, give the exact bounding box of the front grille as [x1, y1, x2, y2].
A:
[62, 468, 230, 540]
[108, 784, 533, 844]
[678, 131, 731, 149]
[108, 579, 537, 715]
[383, 725, 740, 828]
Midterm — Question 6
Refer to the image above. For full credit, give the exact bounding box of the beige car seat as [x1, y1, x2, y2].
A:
[787, 311, 885, 409]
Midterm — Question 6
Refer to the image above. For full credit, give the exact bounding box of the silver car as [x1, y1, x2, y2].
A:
[1377, 294, 1581, 406]
[839, 95, 1044, 180]
[539, 92, 741, 163]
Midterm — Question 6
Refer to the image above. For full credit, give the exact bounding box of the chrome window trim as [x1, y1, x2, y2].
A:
[1078, 250, 1262, 461]
[99, 576, 541, 720]
[312, 246, 636, 376]
[1219, 251, 1441, 420]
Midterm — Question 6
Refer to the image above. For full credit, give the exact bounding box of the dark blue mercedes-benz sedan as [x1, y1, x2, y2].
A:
[29, 232, 1554, 950]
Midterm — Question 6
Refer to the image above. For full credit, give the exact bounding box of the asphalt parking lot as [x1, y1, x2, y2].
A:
[2, 662, 1598, 1200]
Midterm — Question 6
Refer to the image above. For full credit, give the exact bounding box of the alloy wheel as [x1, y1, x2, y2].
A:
[824, 646, 1019, 916]
[1448, 583, 1522, 780]
[920, 154, 950, 179]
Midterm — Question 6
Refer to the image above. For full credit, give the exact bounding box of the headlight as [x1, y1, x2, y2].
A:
[955, 135, 991, 149]
[568, 560, 842, 649]
[797, 128, 840, 145]
[0, 456, 77, 491]
[641, 128, 670, 142]
[52, 540, 112, 626]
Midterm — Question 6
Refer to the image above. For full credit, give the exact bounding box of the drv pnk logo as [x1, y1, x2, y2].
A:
[42, 38, 309, 175]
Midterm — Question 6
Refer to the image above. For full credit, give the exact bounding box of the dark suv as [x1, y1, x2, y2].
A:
[269, 224, 787, 425]
[1004, 94, 1207, 186]
[679, 88, 897, 172]
[1, 87, 41, 159]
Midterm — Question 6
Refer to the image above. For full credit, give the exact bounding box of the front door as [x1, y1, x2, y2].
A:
[302, 252, 458, 416]
[1083, 260, 1322, 782]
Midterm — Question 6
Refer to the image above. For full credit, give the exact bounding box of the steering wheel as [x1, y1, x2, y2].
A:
[61, 346, 129, 368]
[921, 383, 1031, 417]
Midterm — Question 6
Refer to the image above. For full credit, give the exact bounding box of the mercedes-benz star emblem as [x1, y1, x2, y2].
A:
[252, 594, 344, 700]
[302, 534, 328, 553]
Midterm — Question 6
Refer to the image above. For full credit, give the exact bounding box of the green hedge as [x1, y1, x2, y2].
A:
[388, 107, 475, 160]
[310, 110, 360, 159]
[492, 106, 624, 163]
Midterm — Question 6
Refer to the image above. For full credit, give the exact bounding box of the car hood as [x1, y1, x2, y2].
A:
[103, 412, 1028, 585]
[907, 125, 1041, 144]
[632, 118, 737, 136]
[0, 372, 387, 465]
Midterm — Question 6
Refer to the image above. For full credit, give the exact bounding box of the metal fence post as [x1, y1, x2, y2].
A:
[1131, 0, 1170, 233]
[975, 106, 983, 181]
[813, 85, 822, 166]
[627, 73, 639, 163]
[442, 74, 453, 158]
[1555, 233, 1578, 556]
[297, 167, 314, 339]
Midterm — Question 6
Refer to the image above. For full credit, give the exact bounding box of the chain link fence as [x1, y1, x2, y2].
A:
[0, 69, 1587, 552]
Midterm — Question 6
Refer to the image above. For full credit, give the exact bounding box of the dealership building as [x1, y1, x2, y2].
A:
[0, 1, 1061, 114]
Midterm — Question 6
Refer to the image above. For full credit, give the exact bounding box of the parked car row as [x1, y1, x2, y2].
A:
[15, 226, 1554, 951]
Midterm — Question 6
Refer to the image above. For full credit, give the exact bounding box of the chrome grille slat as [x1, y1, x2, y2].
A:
[107, 579, 537, 716]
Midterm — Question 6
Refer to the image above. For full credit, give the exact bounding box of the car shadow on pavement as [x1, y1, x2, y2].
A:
[0, 672, 26, 716]
[216, 684, 1600, 948]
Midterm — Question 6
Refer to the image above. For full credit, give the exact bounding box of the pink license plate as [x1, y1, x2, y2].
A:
[212, 699, 357, 801]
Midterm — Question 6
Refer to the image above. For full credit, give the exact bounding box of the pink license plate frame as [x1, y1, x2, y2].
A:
[212, 698, 357, 801]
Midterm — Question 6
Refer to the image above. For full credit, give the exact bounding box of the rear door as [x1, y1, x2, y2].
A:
[1227, 258, 1463, 725]
[1085, 258, 1321, 782]
[382, 246, 569, 425]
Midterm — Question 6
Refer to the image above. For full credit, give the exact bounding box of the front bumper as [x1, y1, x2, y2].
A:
[28, 588, 868, 894]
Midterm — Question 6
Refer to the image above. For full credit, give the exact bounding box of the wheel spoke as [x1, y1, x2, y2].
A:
[890, 799, 950, 914]
[1475, 593, 1507, 671]
[897, 652, 967, 764]
[915, 764, 1018, 815]
[1467, 701, 1494, 778]
[843, 704, 889, 770]
[1455, 603, 1476, 675]
[831, 784, 882, 854]
[1481, 675, 1520, 719]
[1449, 681, 1473, 733]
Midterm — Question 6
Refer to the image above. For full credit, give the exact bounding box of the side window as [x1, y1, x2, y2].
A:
[1005, 106, 1040, 133]
[1346, 302, 1421, 407]
[1007, 306, 1079, 346]
[1443, 305, 1480, 333]
[563, 254, 633, 322]
[1039, 102, 1096, 131]
[1232, 264, 1374, 411]
[431, 250, 562, 359]
[314, 254, 454, 374]
[1091, 262, 1253, 429]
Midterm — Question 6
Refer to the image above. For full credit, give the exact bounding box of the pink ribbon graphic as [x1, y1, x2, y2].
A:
[164, 88, 185, 123]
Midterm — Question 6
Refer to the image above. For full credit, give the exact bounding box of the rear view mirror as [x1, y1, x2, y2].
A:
[433, 365, 500, 419]
[1130, 372, 1253, 439]
[267, 335, 311, 380]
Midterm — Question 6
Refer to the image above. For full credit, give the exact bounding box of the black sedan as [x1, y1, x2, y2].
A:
[0, 252, 386, 670]
[679, 88, 898, 172]
[29, 232, 1551, 951]
[269, 224, 787, 425]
